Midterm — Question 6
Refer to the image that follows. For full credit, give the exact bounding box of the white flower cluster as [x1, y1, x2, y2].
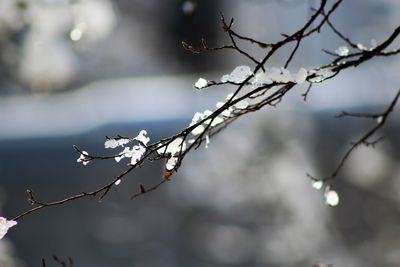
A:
[0, 217, 17, 240]
[157, 138, 186, 171]
[311, 180, 340, 207]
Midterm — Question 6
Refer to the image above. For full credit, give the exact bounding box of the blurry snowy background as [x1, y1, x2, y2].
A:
[1, 0, 400, 266]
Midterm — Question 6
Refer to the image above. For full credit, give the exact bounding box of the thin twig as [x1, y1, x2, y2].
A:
[309, 88, 400, 182]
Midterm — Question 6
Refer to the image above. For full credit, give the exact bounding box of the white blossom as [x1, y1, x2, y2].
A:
[114, 179, 121, 185]
[104, 138, 130, 149]
[194, 78, 208, 89]
[77, 151, 90, 165]
[134, 130, 150, 145]
[221, 65, 252, 83]
[325, 189, 340, 207]
[0, 217, 17, 240]
[335, 46, 349, 56]
[377, 116, 383, 124]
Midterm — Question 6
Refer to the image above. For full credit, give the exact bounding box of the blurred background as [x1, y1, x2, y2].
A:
[0, 0, 400, 266]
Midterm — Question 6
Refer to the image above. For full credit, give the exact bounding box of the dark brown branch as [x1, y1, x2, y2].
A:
[11, 0, 400, 224]
[333, 26, 400, 72]
[335, 111, 381, 119]
[302, 83, 313, 101]
[131, 179, 168, 199]
[284, 38, 302, 68]
[324, 12, 359, 49]
[12, 161, 139, 221]
[228, 29, 274, 48]
[73, 145, 120, 161]
[303, 0, 343, 37]
[310, 88, 400, 182]
[220, 14, 264, 68]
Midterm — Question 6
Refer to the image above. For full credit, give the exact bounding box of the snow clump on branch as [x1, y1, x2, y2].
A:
[157, 137, 187, 171]
[112, 130, 150, 165]
[77, 151, 90, 165]
[251, 67, 308, 87]
[0, 217, 17, 240]
[221, 65, 253, 83]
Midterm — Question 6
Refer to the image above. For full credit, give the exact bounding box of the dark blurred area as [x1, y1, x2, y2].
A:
[1, 0, 400, 267]
[0, 0, 225, 94]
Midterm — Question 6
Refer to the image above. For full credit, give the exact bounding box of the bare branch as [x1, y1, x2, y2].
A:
[309, 88, 400, 182]
[10, 0, 400, 225]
